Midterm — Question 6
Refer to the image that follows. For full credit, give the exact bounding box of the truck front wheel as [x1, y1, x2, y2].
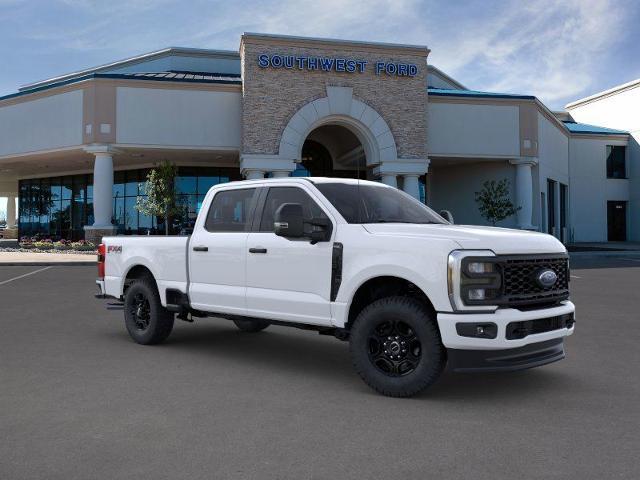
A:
[124, 280, 174, 345]
[349, 296, 446, 397]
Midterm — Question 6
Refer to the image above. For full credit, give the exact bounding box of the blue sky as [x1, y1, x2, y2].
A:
[0, 0, 639, 109]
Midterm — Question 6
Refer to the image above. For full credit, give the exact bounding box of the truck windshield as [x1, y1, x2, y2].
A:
[315, 183, 447, 224]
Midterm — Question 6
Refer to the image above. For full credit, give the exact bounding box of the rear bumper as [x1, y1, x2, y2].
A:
[95, 279, 106, 299]
[447, 338, 565, 372]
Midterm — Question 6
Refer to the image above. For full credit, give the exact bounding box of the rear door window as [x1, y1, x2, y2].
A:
[205, 188, 257, 232]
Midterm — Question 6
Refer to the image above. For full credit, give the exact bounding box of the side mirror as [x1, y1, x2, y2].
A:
[274, 203, 305, 238]
[440, 210, 454, 224]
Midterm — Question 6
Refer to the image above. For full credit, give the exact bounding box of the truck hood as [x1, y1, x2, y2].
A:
[362, 224, 566, 255]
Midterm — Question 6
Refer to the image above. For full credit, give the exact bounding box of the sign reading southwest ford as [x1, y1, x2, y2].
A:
[257, 53, 418, 77]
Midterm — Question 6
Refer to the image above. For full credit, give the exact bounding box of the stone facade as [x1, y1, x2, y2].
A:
[84, 226, 117, 245]
[240, 35, 429, 161]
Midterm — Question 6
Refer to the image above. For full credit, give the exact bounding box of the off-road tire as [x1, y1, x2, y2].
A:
[349, 296, 446, 397]
[233, 318, 270, 333]
[124, 279, 174, 345]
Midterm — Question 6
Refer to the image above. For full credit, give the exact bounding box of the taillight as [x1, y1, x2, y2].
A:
[97, 243, 106, 279]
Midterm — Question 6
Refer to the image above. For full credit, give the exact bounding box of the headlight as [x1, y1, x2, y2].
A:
[448, 251, 500, 311]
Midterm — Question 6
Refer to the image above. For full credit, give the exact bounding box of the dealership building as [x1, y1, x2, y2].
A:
[0, 33, 637, 243]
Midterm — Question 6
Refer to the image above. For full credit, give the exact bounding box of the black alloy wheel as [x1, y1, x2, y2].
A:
[367, 319, 422, 376]
[130, 292, 151, 331]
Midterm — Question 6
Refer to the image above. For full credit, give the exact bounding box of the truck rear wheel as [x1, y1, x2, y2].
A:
[124, 280, 174, 345]
[233, 318, 270, 333]
[349, 296, 446, 397]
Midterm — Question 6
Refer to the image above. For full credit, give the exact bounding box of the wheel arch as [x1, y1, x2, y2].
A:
[121, 263, 158, 297]
[344, 275, 437, 331]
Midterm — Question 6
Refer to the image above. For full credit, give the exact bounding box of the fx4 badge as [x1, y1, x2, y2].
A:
[107, 245, 122, 254]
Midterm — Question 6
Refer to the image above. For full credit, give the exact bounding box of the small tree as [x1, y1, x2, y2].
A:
[474, 179, 520, 226]
[136, 161, 182, 235]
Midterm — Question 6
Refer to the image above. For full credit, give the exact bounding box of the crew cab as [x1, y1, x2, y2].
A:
[96, 178, 575, 397]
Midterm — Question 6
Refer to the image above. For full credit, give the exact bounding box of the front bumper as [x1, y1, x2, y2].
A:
[447, 338, 565, 372]
[437, 301, 575, 350]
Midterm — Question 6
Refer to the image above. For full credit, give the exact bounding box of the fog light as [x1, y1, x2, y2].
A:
[468, 288, 486, 300]
[456, 322, 498, 339]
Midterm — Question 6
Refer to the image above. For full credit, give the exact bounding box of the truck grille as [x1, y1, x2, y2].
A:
[500, 255, 569, 307]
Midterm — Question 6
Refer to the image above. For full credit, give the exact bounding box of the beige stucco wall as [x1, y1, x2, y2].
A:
[429, 161, 518, 228]
[569, 136, 629, 242]
[427, 101, 520, 157]
[567, 86, 640, 241]
[240, 36, 428, 160]
[0, 90, 83, 157]
[115, 86, 242, 148]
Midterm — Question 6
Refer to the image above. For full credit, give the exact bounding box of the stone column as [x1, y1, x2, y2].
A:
[373, 159, 429, 201]
[380, 174, 397, 188]
[510, 158, 537, 230]
[84, 145, 118, 243]
[244, 170, 265, 180]
[6, 195, 16, 229]
[240, 154, 295, 181]
[402, 174, 421, 200]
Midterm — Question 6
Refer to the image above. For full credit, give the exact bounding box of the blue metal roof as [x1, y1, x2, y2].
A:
[562, 121, 628, 135]
[0, 71, 242, 102]
[428, 87, 535, 100]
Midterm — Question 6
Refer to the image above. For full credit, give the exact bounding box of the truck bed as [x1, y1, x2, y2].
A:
[102, 235, 190, 304]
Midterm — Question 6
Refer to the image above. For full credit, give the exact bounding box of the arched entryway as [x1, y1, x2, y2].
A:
[241, 86, 429, 199]
[297, 124, 367, 179]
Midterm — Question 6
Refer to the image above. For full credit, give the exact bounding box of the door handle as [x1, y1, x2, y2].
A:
[249, 247, 267, 254]
[193, 245, 208, 252]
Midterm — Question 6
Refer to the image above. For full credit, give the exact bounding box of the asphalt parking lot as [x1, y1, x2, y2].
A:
[1, 256, 639, 479]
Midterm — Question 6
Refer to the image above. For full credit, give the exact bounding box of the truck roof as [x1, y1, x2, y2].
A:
[219, 177, 390, 188]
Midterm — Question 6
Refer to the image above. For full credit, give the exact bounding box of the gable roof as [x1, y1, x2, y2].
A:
[19, 47, 240, 92]
[562, 121, 628, 135]
[427, 66, 466, 90]
[428, 87, 535, 100]
[565, 78, 640, 109]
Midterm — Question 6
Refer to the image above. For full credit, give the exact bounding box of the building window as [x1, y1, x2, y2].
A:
[18, 166, 240, 240]
[606, 145, 626, 179]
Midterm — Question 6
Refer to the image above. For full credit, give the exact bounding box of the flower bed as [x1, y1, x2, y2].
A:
[11, 237, 97, 254]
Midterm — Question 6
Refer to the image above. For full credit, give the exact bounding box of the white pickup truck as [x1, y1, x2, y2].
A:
[96, 177, 575, 397]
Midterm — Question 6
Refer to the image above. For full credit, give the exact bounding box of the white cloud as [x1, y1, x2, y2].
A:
[426, 0, 631, 107]
[3, 0, 635, 109]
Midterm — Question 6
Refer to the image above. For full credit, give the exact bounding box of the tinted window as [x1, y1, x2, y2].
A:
[315, 183, 445, 224]
[606, 145, 626, 179]
[205, 189, 256, 232]
[260, 187, 328, 232]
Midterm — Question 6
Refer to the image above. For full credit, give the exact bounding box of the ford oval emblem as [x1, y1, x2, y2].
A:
[536, 269, 558, 288]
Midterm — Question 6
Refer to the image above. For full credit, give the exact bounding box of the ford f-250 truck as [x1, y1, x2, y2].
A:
[96, 177, 575, 397]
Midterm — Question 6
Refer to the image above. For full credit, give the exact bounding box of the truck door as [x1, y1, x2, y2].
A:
[245, 185, 334, 326]
[188, 187, 258, 315]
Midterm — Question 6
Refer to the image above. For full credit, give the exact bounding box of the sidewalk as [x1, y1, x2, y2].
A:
[0, 251, 96, 266]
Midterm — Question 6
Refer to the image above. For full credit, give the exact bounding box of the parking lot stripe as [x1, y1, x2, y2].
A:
[0, 266, 52, 286]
